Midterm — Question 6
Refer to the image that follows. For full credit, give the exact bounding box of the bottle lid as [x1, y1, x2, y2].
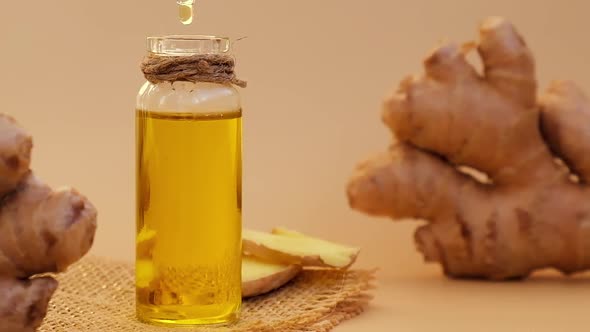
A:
[147, 35, 230, 56]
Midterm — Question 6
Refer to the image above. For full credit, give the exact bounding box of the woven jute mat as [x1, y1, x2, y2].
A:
[39, 257, 375, 332]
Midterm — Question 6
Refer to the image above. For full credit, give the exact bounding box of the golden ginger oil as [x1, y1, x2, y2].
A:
[178, 0, 195, 25]
[135, 109, 242, 326]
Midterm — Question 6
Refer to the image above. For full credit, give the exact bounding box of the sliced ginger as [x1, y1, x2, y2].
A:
[136, 260, 157, 289]
[242, 227, 360, 297]
[271, 227, 305, 238]
[136, 227, 359, 298]
[243, 228, 360, 269]
[136, 227, 157, 260]
[347, 17, 590, 279]
[242, 256, 301, 298]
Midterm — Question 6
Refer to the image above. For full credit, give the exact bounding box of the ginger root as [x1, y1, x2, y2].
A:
[347, 17, 590, 279]
[0, 114, 32, 196]
[0, 277, 58, 332]
[0, 114, 97, 332]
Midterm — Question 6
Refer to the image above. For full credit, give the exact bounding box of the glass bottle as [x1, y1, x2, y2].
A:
[135, 35, 242, 326]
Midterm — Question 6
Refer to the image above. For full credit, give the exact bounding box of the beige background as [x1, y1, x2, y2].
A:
[1, 1, 590, 331]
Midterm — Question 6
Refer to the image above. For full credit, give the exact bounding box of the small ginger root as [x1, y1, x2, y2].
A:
[0, 174, 97, 278]
[0, 114, 32, 196]
[243, 228, 360, 269]
[0, 277, 58, 332]
[0, 115, 97, 331]
[347, 17, 590, 280]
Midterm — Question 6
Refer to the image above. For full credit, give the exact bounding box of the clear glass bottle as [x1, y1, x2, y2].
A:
[135, 36, 242, 326]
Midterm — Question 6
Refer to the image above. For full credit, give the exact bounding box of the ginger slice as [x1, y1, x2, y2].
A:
[136, 260, 157, 289]
[271, 227, 305, 237]
[136, 227, 157, 260]
[136, 256, 301, 299]
[243, 229, 360, 269]
[135, 228, 355, 299]
[242, 256, 301, 298]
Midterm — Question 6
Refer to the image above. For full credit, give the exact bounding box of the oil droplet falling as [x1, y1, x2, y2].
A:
[178, 0, 194, 25]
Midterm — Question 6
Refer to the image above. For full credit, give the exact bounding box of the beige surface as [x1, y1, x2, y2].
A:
[339, 269, 590, 332]
[1, 1, 590, 331]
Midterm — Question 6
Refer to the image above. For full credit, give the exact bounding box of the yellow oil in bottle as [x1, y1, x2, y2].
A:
[178, 0, 195, 25]
[136, 109, 242, 326]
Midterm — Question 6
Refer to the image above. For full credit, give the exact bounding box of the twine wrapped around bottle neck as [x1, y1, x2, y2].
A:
[140, 53, 247, 88]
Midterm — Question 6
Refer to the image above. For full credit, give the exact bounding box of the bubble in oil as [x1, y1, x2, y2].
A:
[178, 0, 195, 25]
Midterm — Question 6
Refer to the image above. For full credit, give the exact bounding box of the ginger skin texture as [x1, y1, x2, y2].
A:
[347, 17, 590, 280]
[0, 277, 58, 332]
[0, 114, 97, 331]
[0, 115, 32, 196]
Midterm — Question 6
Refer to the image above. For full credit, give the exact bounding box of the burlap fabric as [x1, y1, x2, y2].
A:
[39, 257, 375, 332]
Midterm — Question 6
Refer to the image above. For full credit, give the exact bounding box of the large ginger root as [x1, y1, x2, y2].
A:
[0, 115, 97, 332]
[347, 17, 590, 279]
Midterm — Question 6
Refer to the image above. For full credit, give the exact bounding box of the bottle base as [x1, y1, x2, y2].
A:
[137, 305, 240, 327]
